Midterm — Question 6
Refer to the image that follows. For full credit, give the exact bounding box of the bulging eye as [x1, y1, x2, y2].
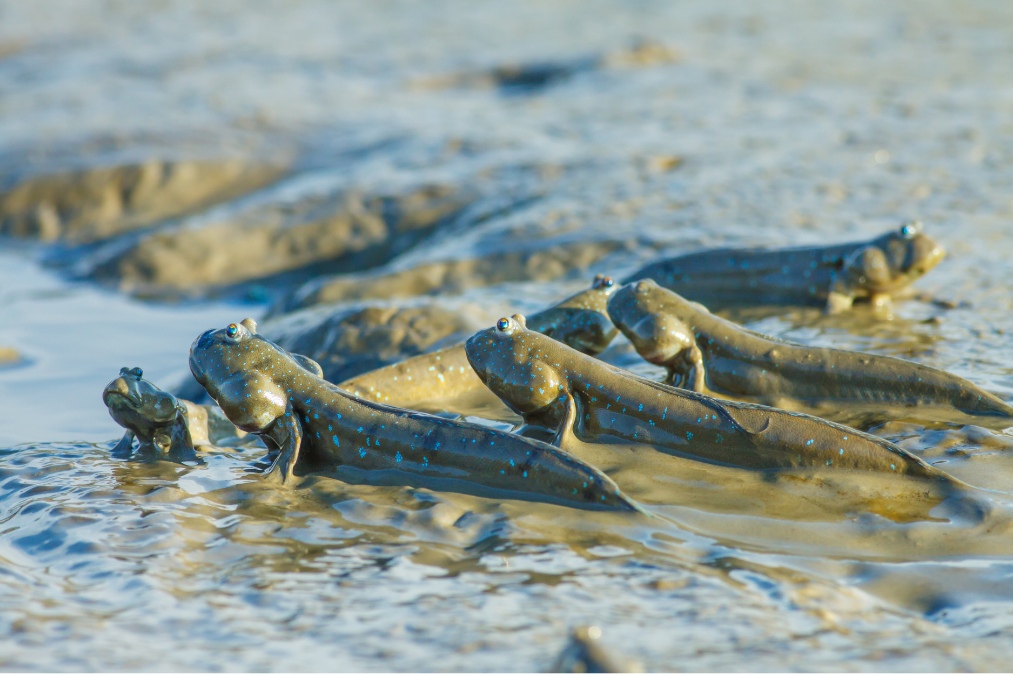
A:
[900, 222, 919, 239]
[496, 317, 511, 332]
[226, 323, 240, 338]
[130, 367, 143, 378]
[601, 276, 614, 288]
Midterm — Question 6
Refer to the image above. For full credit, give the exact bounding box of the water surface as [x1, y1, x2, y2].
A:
[3, 1, 1013, 670]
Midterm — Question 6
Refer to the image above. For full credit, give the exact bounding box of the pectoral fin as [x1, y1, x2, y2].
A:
[550, 393, 580, 454]
[166, 414, 199, 462]
[265, 402, 303, 484]
[665, 344, 706, 392]
[869, 292, 894, 318]
[111, 431, 135, 458]
[825, 290, 855, 314]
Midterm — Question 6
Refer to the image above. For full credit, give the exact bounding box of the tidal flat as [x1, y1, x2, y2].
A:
[3, 1, 1013, 670]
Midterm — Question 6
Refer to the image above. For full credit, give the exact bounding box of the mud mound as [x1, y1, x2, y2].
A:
[0, 159, 286, 243]
[85, 183, 475, 298]
[276, 238, 625, 313]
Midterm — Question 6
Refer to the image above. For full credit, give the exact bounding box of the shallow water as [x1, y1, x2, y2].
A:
[4, 0, 1013, 671]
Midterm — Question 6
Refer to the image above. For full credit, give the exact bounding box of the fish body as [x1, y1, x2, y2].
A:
[189, 318, 640, 511]
[465, 315, 958, 482]
[622, 222, 944, 313]
[608, 280, 1013, 428]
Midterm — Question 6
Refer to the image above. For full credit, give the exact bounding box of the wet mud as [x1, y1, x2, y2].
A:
[4, 0, 1013, 671]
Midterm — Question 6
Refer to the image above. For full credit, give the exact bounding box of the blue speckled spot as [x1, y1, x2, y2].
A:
[358, 448, 366, 458]
[686, 431, 693, 440]
[395, 451, 403, 463]
[839, 448, 844, 455]
[332, 435, 340, 446]
[806, 439, 814, 446]
[523, 470, 528, 478]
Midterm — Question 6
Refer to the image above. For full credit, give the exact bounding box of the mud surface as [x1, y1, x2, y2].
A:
[3, 1, 1013, 671]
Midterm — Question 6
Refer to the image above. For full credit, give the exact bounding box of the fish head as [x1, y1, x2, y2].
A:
[188, 318, 296, 433]
[526, 275, 619, 355]
[465, 313, 570, 417]
[860, 221, 946, 292]
[607, 280, 697, 366]
[102, 366, 182, 439]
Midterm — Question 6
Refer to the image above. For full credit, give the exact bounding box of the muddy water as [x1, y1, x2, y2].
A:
[4, 0, 1013, 670]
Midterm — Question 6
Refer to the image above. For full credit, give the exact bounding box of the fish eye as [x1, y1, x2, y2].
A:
[130, 367, 143, 378]
[596, 276, 615, 289]
[900, 222, 919, 239]
[496, 317, 511, 332]
[226, 323, 240, 339]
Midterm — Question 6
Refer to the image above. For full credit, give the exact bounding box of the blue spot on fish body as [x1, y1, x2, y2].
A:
[332, 435, 340, 446]
[395, 451, 403, 463]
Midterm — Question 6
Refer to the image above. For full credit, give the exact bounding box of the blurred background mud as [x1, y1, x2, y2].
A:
[2, 1, 1013, 670]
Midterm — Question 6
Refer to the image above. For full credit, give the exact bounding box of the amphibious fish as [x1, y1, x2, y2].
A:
[189, 319, 641, 511]
[607, 280, 1013, 429]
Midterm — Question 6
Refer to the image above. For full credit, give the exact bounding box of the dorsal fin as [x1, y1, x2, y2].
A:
[292, 353, 324, 378]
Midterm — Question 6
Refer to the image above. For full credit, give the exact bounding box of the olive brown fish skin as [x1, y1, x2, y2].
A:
[102, 366, 202, 459]
[339, 275, 619, 407]
[464, 315, 958, 482]
[102, 366, 253, 459]
[607, 280, 1013, 429]
[622, 222, 945, 313]
[188, 319, 641, 512]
